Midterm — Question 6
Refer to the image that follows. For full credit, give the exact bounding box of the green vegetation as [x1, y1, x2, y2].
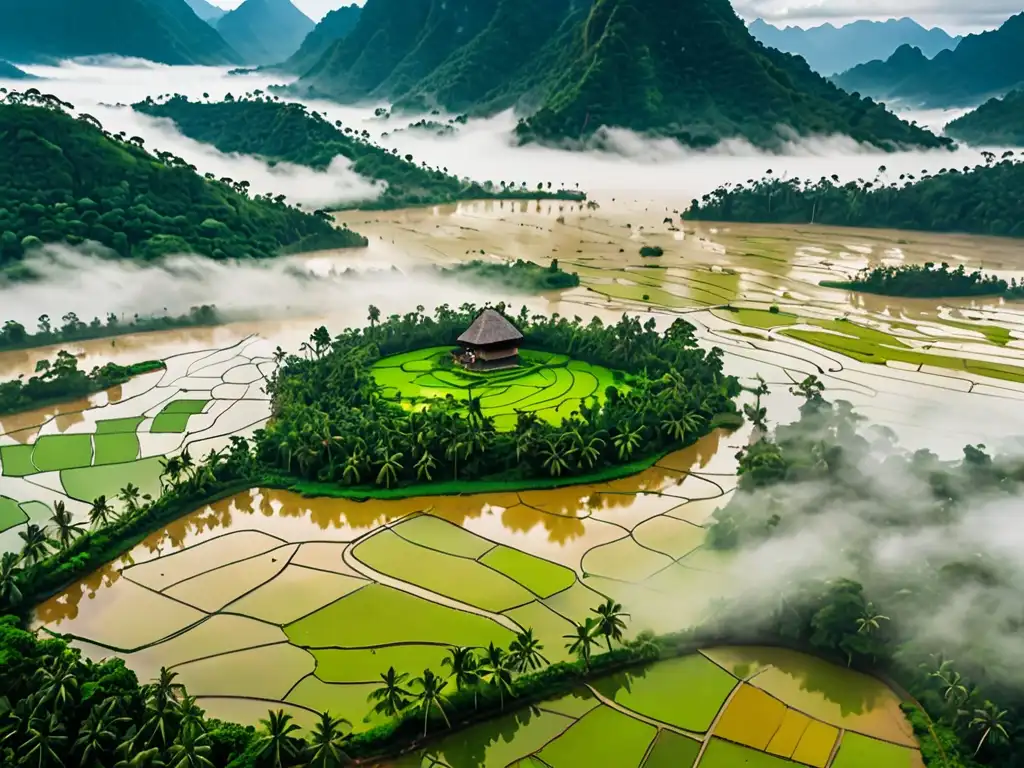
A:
[214, 0, 313, 66]
[0, 90, 366, 272]
[640, 246, 664, 257]
[0, 305, 221, 353]
[821, 261, 1024, 299]
[832, 13, 1024, 108]
[513, 0, 949, 150]
[261, 304, 739, 489]
[0, 0, 240, 66]
[945, 90, 1024, 146]
[279, 3, 362, 74]
[0, 349, 164, 417]
[706, 381, 1022, 766]
[133, 95, 586, 210]
[685, 159, 1024, 237]
[439, 258, 580, 292]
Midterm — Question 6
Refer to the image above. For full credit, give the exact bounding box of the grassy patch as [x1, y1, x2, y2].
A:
[0, 444, 36, 477]
[32, 434, 93, 471]
[832, 732, 918, 768]
[392, 515, 493, 559]
[95, 417, 144, 434]
[93, 433, 140, 466]
[700, 738, 800, 767]
[312, 644, 453, 684]
[642, 730, 702, 768]
[150, 413, 192, 433]
[61, 456, 163, 511]
[161, 399, 209, 414]
[480, 545, 576, 598]
[0, 496, 28, 533]
[535, 705, 656, 767]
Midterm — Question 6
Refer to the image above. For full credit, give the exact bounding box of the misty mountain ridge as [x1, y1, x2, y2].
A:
[0, 0, 241, 66]
[748, 17, 961, 76]
[0, 60, 37, 79]
[216, 0, 314, 66]
[945, 90, 1024, 146]
[832, 12, 1024, 107]
[280, 3, 362, 75]
[186, 0, 226, 23]
[294, 0, 948, 152]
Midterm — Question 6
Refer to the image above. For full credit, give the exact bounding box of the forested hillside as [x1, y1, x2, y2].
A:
[945, 91, 1024, 146]
[0, 0, 241, 65]
[293, 0, 948, 151]
[280, 3, 362, 74]
[832, 13, 1024, 107]
[134, 94, 586, 209]
[215, 0, 314, 65]
[0, 90, 366, 270]
[684, 155, 1024, 237]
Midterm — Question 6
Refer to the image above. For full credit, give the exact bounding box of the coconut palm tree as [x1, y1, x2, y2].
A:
[564, 617, 600, 671]
[305, 712, 352, 768]
[968, 701, 1010, 755]
[49, 500, 85, 550]
[479, 643, 515, 711]
[118, 483, 142, 517]
[159, 455, 182, 489]
[255, 710, 305, 768]
[175, 696, 205, 737]
[19, 523, 53, 564]
[576, 433, 605, 469]
[367, 305, 381, 330]
[414, 449, 437, 481]
[0, 551, 24, 605]
[74, 699, 125, 766]
[856, 604, 889, 635]
[508, 628, 549, 672]
[411, 669, 451, 737]
[89, 496, 116, 529]
[592, 598, 630, 651]
[167, 725, 214, 768]
[35, 659, 80, 710]
[20, 713, 67, 768]
[375, 448, 404, 488]
[178, 449, 195, 481]
[539, 436, 575, 477]
[341, 450, 364, 485]
[612, 425, 643, 460]
[367, 667, 411, 719]
[441, 646, 479, 707]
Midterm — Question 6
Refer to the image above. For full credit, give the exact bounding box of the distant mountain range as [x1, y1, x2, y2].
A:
[293, 0, 948, 151]
[0, 60, 36, 79]
[945, 90, 1024, 146]
[0, 0, 240, 65]
[280, 3, 362, 74]
[215, 0, 314, 66]
[186, 0, 226, 23]
[832, 12, 1024, 107]
[748, 17, 960, 76]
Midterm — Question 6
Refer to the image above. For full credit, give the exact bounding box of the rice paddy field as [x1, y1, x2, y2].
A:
[371, 347, 623, 429]
[7, 200, 1024, 767]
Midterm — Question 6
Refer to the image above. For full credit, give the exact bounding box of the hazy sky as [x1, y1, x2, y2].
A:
[207, 0, 1009, 33]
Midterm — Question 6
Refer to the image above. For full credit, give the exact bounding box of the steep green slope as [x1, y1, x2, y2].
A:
[281, 3, 362, 74]
[514, 0, 949, 150]
[0, 61, 36, 80]
[186, 0, 225, 23]
[133, 95, 586, 209]
[945, 91, 1024, 146]
[0, 0, 240, 65]
[0, 92, 365, 270]
[684, 159, 1024, 238]
[216, 0, 314, 65]
[832, 13, 1024, 107]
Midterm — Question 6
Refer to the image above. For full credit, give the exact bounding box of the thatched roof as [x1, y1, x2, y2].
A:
[458, 309, 523, 347]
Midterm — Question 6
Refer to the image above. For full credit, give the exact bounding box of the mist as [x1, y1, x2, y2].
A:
[2, 58, 1003, 209]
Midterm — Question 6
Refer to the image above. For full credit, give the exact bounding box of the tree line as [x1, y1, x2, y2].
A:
[707, 378, 1022, 765]
[133, 94, 587, 211]
[684, 156, 1024, 238]
[821, 261, 1024, 299]
[259, 304, 741, 489]
[0, 89, 366, 271]
[0, 350, 163, 417]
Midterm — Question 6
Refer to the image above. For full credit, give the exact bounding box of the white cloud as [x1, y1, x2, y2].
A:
[733, 0, 1016, 32]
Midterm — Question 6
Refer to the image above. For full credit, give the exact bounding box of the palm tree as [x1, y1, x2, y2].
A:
[367, 667, 411, 719]
[310, 326, 332, 358]
[612, 425, 643, 461]
[118, 483, 142, 516]
[441, 646, 479, 707]
[855, 604, 889, 635]
[36, 660, 80, 710]
[179, 449, 195, 481]
[21, 713, 67, 768]
[479, 643, 515, 711]
[414, 449, 437, 481]
[968, 701, 1010, 755]
[0, 551, 24, 605]
[74, 698, 127, 766]
[114, 747, 166, 768]
[592, 598, 629, 651]
[89, 495, 116, 528]
[49, 500, 85, 551]
[375, 448, 404, 488]
[255, 710, 305, 768]
[564, 617, 600, 671]
[577, 434, 605, 469]
[341, 450, 364, 485]
[175, 696, 205, 737]
[411, 669, 451, 737]
[367, 305, 381, 330]
[167, 725, 214, 768]
[159, 455, 182, 489]
[19, 523, 53, 564]
[150, 667, 186, 706]
[305, 712, 352, 768]
[539, 436, 574, 477]
[508, 628, 549, 672]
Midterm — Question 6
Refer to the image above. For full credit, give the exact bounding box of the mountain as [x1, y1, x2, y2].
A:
[0, 91, 365, 269]
[294, 0, 947, 151]
[0, 0, 240, 65]
[748, 17, 960, 76]
[281, 4, 362, 74]
[0, 61, 36, 79]
[186, 0, 226, 23]
[216, 0, 314, 65]
[833, 13, 1024, 107]
[945, 90, 1024, 146]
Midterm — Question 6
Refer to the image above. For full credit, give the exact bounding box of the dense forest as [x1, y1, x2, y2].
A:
[0, 306, 221, 353]
[0, 90, 367, 271]
[438, 258, 580, 291]
[945, 90, 1024, 146]
[261, 304, 740, 487]
[684, 156, 1024, 237]
[832, 12, 1024, 107]
[0, 350, 163, 416]
[0, 0, 241, 65]
[134, 95, 586, 210]
[707, 382, 1024, 766]
[290, 0, 948, 151]
[821, 262, 1024, 299]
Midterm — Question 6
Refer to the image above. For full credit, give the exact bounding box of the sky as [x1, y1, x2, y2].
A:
[206, 0, 1010, 34]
